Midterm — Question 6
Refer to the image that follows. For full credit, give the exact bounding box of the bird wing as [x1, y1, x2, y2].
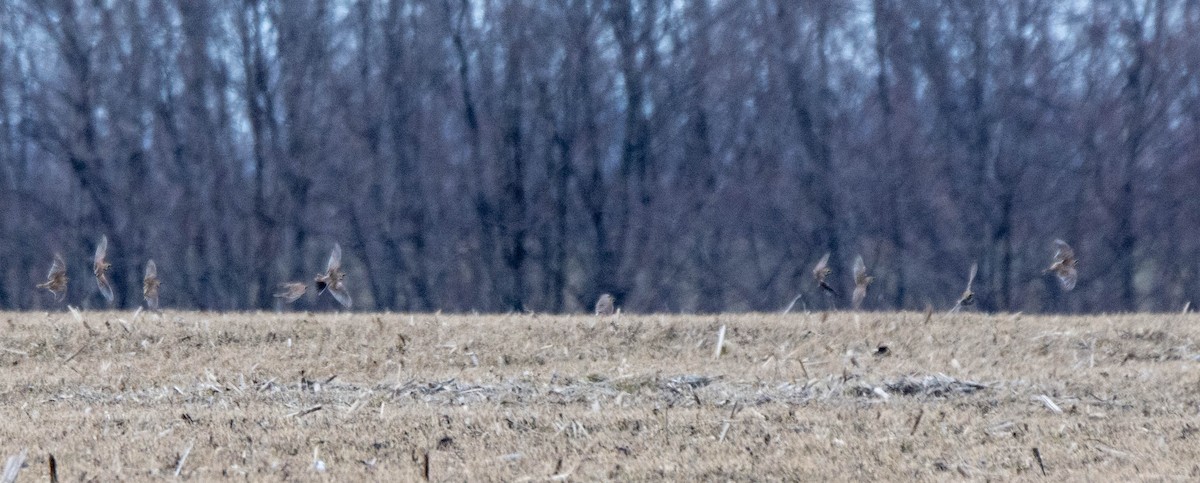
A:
[1053, 239, 1074, 263]
[853, 255, 867, 284]
[595, 294, 613, 314]
[1058, 267, 1078, 291]
[327, 243, 343, 272]
[48, 253, 66, 279]
[97, 275, 114, 302]
[813, 253, 830, 279]
[328, 283, 352, 308]
[966, 262, 978, 291]
[94, 235, 108, 265]
[145, 287, 159, 310]
[274, 283, 306, 302]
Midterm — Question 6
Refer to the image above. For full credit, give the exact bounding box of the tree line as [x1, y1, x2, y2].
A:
[2, 0, 1198, 313]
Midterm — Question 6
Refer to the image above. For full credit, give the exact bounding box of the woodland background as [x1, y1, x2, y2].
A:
[2, 0, 1198, 313]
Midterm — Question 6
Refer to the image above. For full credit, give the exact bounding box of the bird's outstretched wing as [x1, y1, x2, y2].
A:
[813, 253, 830, 280]
[94, 235, 108, 266]
[97, 275, 114, 303]
[1053, 239, 1074, 264]
[274, 282, 307, 303]
[48, 253, 66, 280]
[327, 243, 343, 272]
[1057, 267, 1078, 291]
[328, 284, 352, 308]
[144, 260, 160, 310]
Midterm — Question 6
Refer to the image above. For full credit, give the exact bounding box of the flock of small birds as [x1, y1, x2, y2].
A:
[591, 239, 1079, 315]
[34, 237, 352, 310]
[34, 235, 1078, 314]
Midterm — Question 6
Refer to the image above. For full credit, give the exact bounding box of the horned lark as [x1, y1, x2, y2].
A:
[950, 262, 977, 313]
[1047, 239, 1078, 291]
[274, 282, 308, 303]
[813, 252, 837, 295]
[851, 255, 873, 310]
[595, 293, 616, 316]
[37, 253, 68, 302]
[315, 243, 352, 308]
[143, 260, 160, 311]
[94, 235, 114, 303]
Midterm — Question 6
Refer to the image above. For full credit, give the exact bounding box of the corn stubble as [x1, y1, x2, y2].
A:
[0, 311, 1197, 480]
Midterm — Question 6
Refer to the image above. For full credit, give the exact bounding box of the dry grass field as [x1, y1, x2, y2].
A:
[0, 310, 1199, 481]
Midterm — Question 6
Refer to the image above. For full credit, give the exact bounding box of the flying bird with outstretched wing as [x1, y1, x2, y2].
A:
[94, 235, 114, 303]
[315, 243, 352, 308]
[950, 262, 978, 313]
[851, 255, 873, 310]
[143, 260, 161, 311]
[37, 253, 69, 302]
[812, 253, 837, 295]
[1047, 239, 1078, 291]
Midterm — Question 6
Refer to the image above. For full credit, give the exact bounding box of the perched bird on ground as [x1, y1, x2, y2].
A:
[1047, 239, 1078, 291]
[143, 260, 160, 311]
[94, 235, 114, 303]
[274, 282, 308, 303]
[812, 253, 837, 295]
[37, 253, 68, 302]
[595, 293, 616, 316]
[851, 255, 873, 310]
[950, 263, 978, 313]
[315, 243, 352, 308]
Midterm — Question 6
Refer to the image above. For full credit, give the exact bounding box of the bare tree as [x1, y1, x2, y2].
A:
[0, 0, 1197, 313]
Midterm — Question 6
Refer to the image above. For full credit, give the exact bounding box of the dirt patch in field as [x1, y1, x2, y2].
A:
[0, 310, 1198, 480]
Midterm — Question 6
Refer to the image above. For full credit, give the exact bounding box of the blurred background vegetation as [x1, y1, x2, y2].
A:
[1, 0, 1196, 312]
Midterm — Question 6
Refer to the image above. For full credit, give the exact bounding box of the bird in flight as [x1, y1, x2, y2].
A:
[274, 282, 308, 303]
[94, 235, 114, 304]
[143, 260, 161, 311]
[950, 262, 978, 313]
[813, 253, 837, 295]
[595, 293, 616, 316]
[315, 243, 352, 308]
[37, 253, 69, 302]
[851, 255, 873, 310]
[1047, 239, 1078, 291]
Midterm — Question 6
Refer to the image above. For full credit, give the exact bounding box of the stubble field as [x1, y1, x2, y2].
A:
[0, 309, 1198, 481]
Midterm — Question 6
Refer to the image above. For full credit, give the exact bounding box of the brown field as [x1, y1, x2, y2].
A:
[0, 310, 1199, 481]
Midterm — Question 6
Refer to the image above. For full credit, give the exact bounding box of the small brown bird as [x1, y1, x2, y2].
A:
[143, 260, 160, 311]
[315, 243, 352, 308]
[94, 235, 114, 303]
[37, 253, 69, 302]
[274, 282, 308, 303]
[1047, 239, 1078, 291]
[950, 262, 978, 313]
[595, 293, 616, 316]
[812, 252, 837, 295]
[851, 255, 873, 310]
